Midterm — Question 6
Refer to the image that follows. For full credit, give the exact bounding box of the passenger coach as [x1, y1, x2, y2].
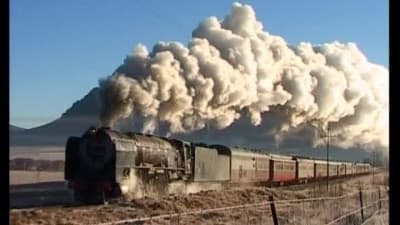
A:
[294, 157, 314, 183]
[230, 148, 270, 184]
[269, 154, 296, 184]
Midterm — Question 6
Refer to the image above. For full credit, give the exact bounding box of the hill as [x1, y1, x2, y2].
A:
[10, 125, 26, 133]
[10, 88, 101, 146]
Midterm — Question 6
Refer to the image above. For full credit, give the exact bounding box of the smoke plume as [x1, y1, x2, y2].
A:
[99, 2, 388, 152]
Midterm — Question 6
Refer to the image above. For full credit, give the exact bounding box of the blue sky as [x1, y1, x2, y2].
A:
[10, 0, 388, 129]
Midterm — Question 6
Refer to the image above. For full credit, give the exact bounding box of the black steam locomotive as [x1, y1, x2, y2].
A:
[65, 127, 230, 203]
[65, 127, 371, 203]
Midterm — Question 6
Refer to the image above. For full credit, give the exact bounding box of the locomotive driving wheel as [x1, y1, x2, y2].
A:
[137, 168, 170, 197]
[153, 172, 169, 196]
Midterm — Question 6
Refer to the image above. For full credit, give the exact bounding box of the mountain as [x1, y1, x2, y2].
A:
[10, 88, 102, 147]
[10, 125, 26, 133]
[60, 87, 102, 118]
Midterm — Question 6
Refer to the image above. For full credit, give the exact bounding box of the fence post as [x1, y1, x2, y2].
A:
[359, 188, 364, 221]
[269, 195, 279, 225]
[244, 205, 250, 224]
[378, 188, 382, 210]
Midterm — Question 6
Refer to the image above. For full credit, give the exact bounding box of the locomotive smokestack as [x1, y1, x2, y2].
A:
[98, 2, 388, 153]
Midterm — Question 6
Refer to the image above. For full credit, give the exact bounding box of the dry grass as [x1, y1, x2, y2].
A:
[361, 209, 389, 225]
[10, 173, 389, 225]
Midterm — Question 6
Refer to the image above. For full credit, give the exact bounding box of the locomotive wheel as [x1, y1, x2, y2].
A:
[154, 173, 169, 196]
[136, 169, 170, 197]
[146, 173, 168, 196]
[84, 191, 106, 205]
[111, 183, 122, 198]
[74, 188, 106, 205]
[73, 190, 92, 203]
[73, 190, 84, 202]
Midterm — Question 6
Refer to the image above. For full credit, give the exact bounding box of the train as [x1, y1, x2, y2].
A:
[64, 127, 372, 203]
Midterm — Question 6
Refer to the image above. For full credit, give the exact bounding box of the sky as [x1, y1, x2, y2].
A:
[10, 0, 388, 129]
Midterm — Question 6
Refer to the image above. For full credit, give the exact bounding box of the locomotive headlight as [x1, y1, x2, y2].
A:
[121, 185, 129, 194]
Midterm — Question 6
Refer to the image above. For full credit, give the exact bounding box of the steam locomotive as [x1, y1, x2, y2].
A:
[65, 127, 372, 203]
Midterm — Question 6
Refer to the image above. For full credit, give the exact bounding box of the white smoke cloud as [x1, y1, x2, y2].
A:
[99, 2, 388, 152]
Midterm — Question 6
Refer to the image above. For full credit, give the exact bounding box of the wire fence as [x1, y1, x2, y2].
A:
[325, 199, 388, 225]
[90, 187, 389, 225]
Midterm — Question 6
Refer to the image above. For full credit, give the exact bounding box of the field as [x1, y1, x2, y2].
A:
[10, 170, 64, 185]
[9, 173, 389, 225]
[10, 146, 65, 160]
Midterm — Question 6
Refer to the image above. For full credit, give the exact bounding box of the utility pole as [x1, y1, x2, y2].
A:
[157, 115, 160, 136]
[372, 151, 376, 185]
[320, 125, 337, 192]
[386, 157, 389, 186]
